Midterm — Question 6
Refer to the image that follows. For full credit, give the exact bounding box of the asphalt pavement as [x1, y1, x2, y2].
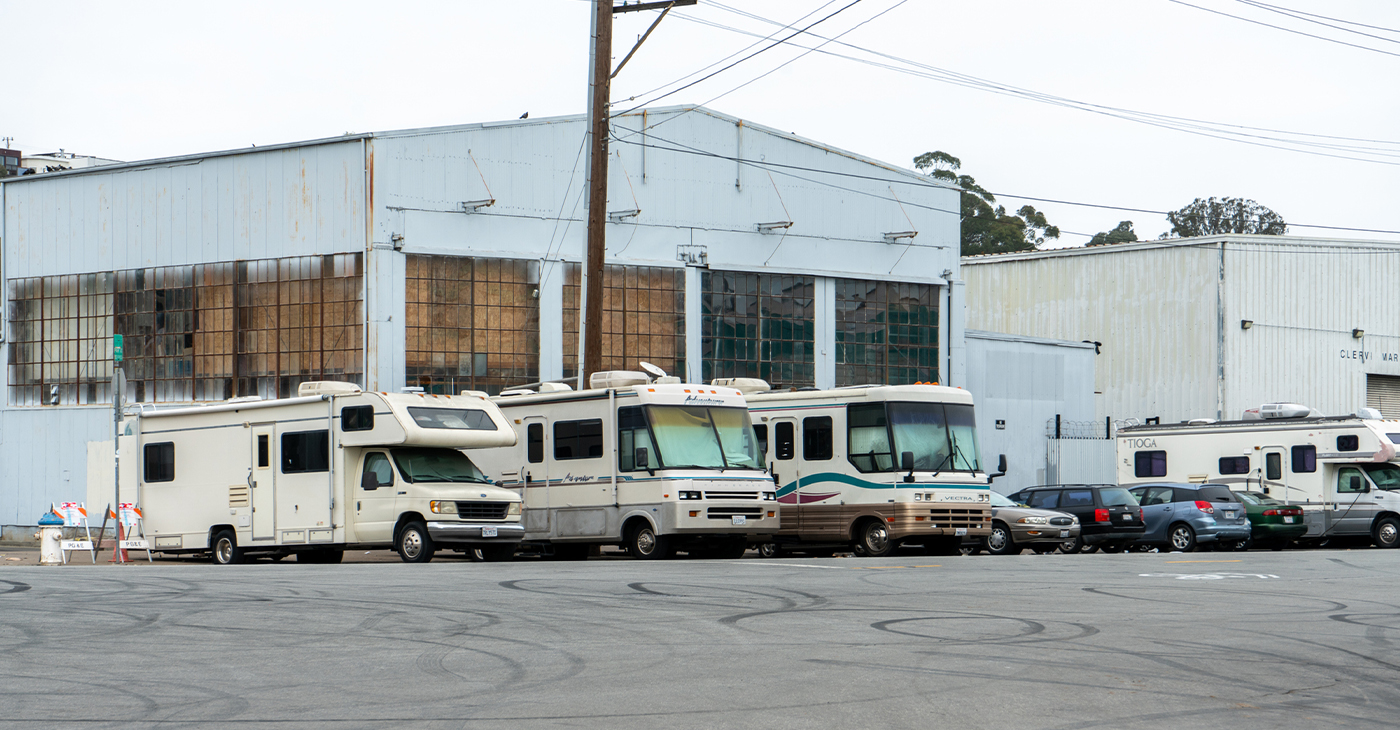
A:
[2, 549, 1398, 729]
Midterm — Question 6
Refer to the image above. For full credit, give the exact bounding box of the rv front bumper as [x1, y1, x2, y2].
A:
[427, 522, 525, 544]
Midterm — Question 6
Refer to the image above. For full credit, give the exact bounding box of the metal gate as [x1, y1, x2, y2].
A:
[1045, 416, 1117, 485]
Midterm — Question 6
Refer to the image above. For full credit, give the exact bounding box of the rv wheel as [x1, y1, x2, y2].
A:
[757, 543, 782, 559]
[1374, 517, 1400, 549]
[396, 521, 436, 563]
[211, 530, 245, 565]
[626, 523, 672, 560]
[857, 519, 895, 558]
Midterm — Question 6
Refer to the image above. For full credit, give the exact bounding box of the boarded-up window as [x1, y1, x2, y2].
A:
[564, 264, 684, 379]
[405, 255, 539, 396]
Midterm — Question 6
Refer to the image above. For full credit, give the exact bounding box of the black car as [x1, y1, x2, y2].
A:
[1006, 484, 1145, 553]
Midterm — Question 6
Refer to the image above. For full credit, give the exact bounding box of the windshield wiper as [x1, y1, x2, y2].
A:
[663, 464, 724, 471]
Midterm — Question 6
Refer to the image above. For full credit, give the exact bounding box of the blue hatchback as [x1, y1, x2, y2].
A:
[1126, 483, 1252, 552]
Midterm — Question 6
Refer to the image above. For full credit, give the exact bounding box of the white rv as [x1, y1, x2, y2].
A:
[471, 372, 778, 559]
[129, 382, 524, 563]
[1116, 404, 1400, 548]
[733, 381, 999, 557]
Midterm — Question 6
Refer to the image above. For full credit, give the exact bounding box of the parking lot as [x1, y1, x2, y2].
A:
[2, 549, 1398, 729]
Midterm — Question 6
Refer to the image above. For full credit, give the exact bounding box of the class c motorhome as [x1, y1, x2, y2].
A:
[125, 382, 525, 563]
[471, 371, 778, 559]
[733, 381, 999, 557]
[1117, 403, 1400, 548]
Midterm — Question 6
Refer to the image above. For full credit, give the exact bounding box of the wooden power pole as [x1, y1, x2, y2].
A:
[580, 0, 695, 388]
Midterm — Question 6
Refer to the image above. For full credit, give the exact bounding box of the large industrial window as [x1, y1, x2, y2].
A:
[7, 254, 363, 406]
[282, 430, 330, 474]
[835, 278, 939, 386]
[405, 255, 538, 396]
[563, 263, 684, 379]
[701, 271, 814, 388]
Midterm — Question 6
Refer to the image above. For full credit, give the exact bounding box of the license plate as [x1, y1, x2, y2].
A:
[1283, 516, 1295, 524]
[481, 527, 498, 538]
[955, 528, 968, 536]
[1223, 511, 1236, 519]
[1059, 530, 1069, 538]
[732, 516, 747, 526]
[1121, 513, 1133, 521]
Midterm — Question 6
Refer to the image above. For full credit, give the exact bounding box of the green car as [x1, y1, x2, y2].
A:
[1225, 490, 1308, 550]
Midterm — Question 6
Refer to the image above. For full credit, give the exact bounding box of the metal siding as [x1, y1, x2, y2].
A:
[0, 408, 114, 525]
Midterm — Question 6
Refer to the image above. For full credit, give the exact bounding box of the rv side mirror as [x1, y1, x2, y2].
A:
[901, 451, 915, 483]
[635, 447, 649, 469]
[1350, 476, 1366, 493]
[988, 454, 1008, 483]
[360, 471, 378, 491]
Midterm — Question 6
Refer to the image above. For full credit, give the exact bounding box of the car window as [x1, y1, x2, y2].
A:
[990, 492, 1015, 508]
[1061, 489, 1094, 507]
[1198, 485, 1237, 502]
[1237, 491, 1280, 506]
[1099, 487, 1137, 507]
[1141, 486, 1173, 506]
[1026, 490, 1060, 509]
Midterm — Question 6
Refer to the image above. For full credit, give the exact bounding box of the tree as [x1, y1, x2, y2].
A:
[1088, 220, 1138, 246]
[1162, 197, 1287, 239]
[914, 151, 1059, 256]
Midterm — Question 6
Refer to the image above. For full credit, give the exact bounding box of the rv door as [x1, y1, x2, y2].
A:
[1261, 447, 1290, 503]
[771, 418, 801, 532]
[251, 424, 276, 541]
[521, 417, 550, 534]
[1332, 466, 1376, 535]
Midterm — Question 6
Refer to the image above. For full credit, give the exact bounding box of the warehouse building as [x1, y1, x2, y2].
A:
[0, 105, 966, 526]
[963, 235, 1400, 426]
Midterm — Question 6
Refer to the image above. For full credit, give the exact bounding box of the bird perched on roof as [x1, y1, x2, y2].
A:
[519, 112, 529, 119]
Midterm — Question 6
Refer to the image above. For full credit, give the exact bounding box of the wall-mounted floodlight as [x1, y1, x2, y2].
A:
[1241, 320, 1253, 330]
[756, 221, 793, 233]
[1353, 328, 1365, 339]
[460, 199, 495, 213]
[883, 231, 917, 242]
[609, 209, 641, 222]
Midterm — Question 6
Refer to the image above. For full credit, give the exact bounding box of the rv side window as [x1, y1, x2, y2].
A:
[847, 403, 893, 473]
[282, 430, 330, 473]
[554, 419, 603, 460]
[1134, 450, 1167, 478]
[1291, 445, 1316, 473]
[144, 442, 175, 483]
[1218, 456, 1250, 475]
[803, 416, 833, 461]
[753, 424, 768, 456]
[527, 423, 544, 464]
[341, 405, 374, 432]
[1266, 453, 1282, 480]
[774, 422, 795, 461]
[1337, 435, 1359, 452]
[257, 435, 269, 468]
[618, 407, 655, 472]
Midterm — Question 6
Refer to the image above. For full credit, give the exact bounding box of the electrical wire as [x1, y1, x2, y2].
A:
[1236, 0, 1400, 34]
[1165, 0, 1400, 59]
[1234, 0, 1400, 43]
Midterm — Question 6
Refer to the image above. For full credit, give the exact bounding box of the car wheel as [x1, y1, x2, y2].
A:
[1030, 545, 1058, 554]
[1223, 536, 1252, 552]
[1099, 542, 1126, 554]
[1059, 538, 1081, 554]
[396, 521, 436, 563]
[1374, 516, 1400, 549]
[757, 542, 782, 559]
[211, 530, 244, 565]
[1168, 523, 1197, 553]
[856, 519, 895, 557]
[627, 522, 672, 560]
[985, 523, 1022, 556]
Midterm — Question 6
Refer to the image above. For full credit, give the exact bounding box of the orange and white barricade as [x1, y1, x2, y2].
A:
[115, 503, 152, 563]
[55, 502, 97, 564]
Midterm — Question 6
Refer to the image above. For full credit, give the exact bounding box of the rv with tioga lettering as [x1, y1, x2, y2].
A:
[730, 381, 1000, 557]
[121, 382, 524, 564]
[471, 371, 778, 559]
[1116, 403, 1400, 548]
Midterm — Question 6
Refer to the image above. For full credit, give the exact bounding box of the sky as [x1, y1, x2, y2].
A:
[4, 0, 1399, 245]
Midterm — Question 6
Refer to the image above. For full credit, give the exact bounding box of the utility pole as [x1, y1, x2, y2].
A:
[580, 0, 695, 388]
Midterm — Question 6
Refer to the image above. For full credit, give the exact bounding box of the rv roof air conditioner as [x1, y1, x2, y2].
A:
[710, 378, 772, 394]
[498, 389, 534, 397]
[537, 382, 574, 393]
[589, 371, 650, 389]
[298, 381, 364, 397]
[1255, 403, 1312, 420]
[1356, 407, 1383, 420]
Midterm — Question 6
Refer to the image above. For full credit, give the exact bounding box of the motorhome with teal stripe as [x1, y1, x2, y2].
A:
[728, 381, 999, 557]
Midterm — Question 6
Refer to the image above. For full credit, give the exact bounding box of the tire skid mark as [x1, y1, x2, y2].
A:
[0, 580, 31, 595]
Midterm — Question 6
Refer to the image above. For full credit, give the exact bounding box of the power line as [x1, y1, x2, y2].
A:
[1165, 0, 1400, 59]
[1233, 0, 1400, 43]
[1236, 0, 1400, 34]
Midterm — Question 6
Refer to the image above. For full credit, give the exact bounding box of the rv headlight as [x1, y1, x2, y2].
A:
[1017, 516, 1049, 525]
[507, 502, 522, 516]
[429, 500, 458, 514]
[679, 491, 702, 500]
[762, 491, 777, 501]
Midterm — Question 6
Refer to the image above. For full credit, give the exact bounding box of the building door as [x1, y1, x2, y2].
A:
[250, 424, 276, 541]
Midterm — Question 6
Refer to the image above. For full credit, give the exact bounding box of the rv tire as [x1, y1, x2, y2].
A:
[1374, 516, 1400, 549]
[856, 519, 895, 558]
[396, 521, 436, 563]
[626, 522, 672, 560]
[757, 542, 782, 559]
[715, 537, 748, 559]
[211, 530, 245, 565]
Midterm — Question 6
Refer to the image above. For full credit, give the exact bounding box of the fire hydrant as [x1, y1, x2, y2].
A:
[37, 512, 64, 565]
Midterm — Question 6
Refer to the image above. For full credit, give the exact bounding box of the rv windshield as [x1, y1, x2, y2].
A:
[1362, 463, 1400, 490]
[644, 405, 762, 471]
[887, 402, 981, 472]
[391, 447, 492, 484]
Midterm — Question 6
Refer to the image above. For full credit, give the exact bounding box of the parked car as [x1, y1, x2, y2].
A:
[1126, 483, 1253, 552]
[1230, 490, 1308, 550]
[1006, 485, 1144, 553]
[964, 491, 1080, 555]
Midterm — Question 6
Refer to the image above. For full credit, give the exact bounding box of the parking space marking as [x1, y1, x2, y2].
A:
[743, 563, 941, 570]
[1164, 560, 1242, 564]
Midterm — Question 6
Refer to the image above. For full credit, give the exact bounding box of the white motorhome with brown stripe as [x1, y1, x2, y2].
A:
[125, 382, 524, 563]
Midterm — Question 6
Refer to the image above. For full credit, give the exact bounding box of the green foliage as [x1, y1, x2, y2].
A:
[1088, 221, 1139, 246]
[1162, 197, 1288, 238]
[914, 151, 1059, 256]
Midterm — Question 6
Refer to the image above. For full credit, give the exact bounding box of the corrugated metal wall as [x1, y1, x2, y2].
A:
[963, 243, 1220, 424]
[0, 408, 114, 525]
